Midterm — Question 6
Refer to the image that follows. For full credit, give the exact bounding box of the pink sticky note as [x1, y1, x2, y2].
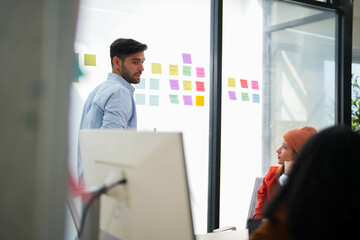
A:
[240, 79, 248, 88]
[182, 53, 192, 64]
[196, 67, 205, 78]
[251, 80, 259, 90]
[169, 79, 179, 90]
[228, 91, 237, 100]
[183, 95, 193, 105]
[196, 81, 205, 92]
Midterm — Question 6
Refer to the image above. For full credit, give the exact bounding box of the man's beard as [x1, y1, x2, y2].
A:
[121, 63, 140, 84]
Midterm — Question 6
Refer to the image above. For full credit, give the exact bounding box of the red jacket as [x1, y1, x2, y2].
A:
[253, 166, 281, 219]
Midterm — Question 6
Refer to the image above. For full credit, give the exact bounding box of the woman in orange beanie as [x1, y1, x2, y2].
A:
[250, 126, 360, 240]
[253, 126, 317, 219]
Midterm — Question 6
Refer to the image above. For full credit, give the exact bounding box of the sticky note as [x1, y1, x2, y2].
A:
[170, 79, 179, 90]
[251, 80, 259, 90]
[228, 78, 235, 87]
[240, 79, 248, 88]
[150, 78, 159, 90]
[149, 95, 159, 106]
[183, 95, 193, 105]
[241, 92, 250, 101]
[182, 53, 192, 64]
[228, 91, 237, 100]
[196, 95, 205, 106]
[196, 81, 205, 92]
[84, 54, 96, 66]
[196, 67, 205, 78]
[136, 78, 145, 89]
[169, 64, 179, 75]
[169, 94, 179, 104]
[183, 66, 191, 76]
[135, 93, 146, 105]
[183, 80, 192, 91]
[152, 63, 162, 74]
[253, 94, 260, 103]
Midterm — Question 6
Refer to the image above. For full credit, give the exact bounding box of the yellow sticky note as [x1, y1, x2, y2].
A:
[196, 96, 205, 106]
[169, 64, 179, 75]
[183, 80, 192, 91]
[84, 54, 96, 66]
[228, 77, 236, 87]
[152, 63, 162, 74]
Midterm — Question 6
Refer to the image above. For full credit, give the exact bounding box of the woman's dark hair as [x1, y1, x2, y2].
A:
[110, 38, 147, 66]
[264, 126, 360, 239]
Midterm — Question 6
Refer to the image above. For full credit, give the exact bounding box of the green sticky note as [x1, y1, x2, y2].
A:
[150, 78, 159, 90]
[136, 78, 145, 89]
[169, 94, 179, 104]
[183, 66, 191, 76]
[84, 54, 96, 66]
[135, 94, 146, 105]
[241, 92, 250, 101]
[149, 95, 159, 106]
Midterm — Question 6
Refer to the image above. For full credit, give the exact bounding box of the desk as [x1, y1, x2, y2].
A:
[196, 229, 249, 240]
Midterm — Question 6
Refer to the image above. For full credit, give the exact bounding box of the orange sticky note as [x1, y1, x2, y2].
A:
[196, 95, 205, 106]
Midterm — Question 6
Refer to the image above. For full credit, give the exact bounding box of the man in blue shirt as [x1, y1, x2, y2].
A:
[77, 38, 147, 184]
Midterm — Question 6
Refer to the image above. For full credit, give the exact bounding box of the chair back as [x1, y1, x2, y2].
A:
[246, 177, 263, 228]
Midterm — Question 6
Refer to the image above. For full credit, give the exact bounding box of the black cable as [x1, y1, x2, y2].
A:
[76, 179, 127, 240]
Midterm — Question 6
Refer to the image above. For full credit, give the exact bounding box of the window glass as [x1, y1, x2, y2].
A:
[264, 1, 336, 172]
[69, 0, 210, 233]
[221, 0, 263, 228]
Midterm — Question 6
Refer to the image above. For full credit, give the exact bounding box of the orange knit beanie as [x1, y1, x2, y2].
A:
[283, 126, 317, 153]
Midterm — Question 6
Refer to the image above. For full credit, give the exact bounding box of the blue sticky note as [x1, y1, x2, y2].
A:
[136, 78, 146, 89]
[135, 93, 146, 105]
[253, 94, 260, 103]
[149, 95, 159, 106]
[150, 78, 159, 90]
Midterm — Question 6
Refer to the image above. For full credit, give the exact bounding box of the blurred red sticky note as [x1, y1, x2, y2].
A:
[240, 79, 248, 88]
[196, 81, 205, 92]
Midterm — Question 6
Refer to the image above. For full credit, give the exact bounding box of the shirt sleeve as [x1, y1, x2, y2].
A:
[101, 88, 133, 128]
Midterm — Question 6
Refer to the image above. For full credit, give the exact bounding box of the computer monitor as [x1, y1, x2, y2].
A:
[79, 129, 195, 240]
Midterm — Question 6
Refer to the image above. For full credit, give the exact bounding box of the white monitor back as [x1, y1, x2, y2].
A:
[79, 129, 195, 240]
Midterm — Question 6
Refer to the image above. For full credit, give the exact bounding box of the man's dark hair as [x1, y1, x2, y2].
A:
[110, 38, 147, 66]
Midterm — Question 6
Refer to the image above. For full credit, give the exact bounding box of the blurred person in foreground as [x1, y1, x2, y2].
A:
[250, 126, 360, 240]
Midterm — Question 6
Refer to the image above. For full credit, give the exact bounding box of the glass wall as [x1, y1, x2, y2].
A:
[219, 0, 338, 230]
[68, 0, 347, 235]
[262, 1, 337, 172]
[69, 0, 211, 234]
[220, 0, 263, 229]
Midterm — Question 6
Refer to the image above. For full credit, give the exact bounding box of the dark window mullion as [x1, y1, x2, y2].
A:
[208, 0, 222, 233]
